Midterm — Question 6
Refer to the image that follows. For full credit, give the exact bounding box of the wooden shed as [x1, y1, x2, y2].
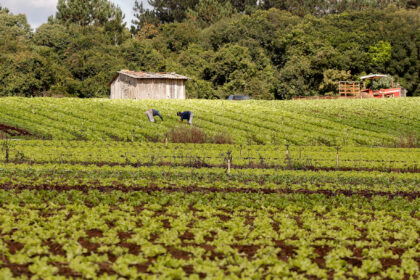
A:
[110, 70, 190, 100]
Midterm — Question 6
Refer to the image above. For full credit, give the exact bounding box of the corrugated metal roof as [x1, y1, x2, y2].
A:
[119, 70, 190, 80]
[360, 74, 387, 80]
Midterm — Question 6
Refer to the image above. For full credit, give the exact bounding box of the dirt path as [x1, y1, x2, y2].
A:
[0, 124, 32, 137]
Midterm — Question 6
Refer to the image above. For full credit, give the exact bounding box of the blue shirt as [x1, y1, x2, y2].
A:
[180, 111, 191, 120]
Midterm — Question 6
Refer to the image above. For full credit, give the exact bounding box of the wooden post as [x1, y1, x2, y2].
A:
[4, 142, 9, 163]
[285, 144, 291, 168]
[335, 147, 341, 168]
[165, 137, 168, 146]
[227, 159, 231, 174]
[336, 151, 339, 168]
[344, 129, 349, 145]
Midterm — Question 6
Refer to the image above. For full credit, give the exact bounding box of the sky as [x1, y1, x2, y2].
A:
[0, 0, 151, 30]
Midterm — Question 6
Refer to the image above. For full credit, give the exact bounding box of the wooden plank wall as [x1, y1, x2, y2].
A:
[111, 75, 186, 99]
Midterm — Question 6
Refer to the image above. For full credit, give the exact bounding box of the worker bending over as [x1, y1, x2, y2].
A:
[146, 109, 163, 123]
[177, 111, 193, 125]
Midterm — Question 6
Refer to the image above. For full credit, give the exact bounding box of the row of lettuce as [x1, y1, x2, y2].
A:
[2, 141, 419, 171]
[1, 161, 419, 194]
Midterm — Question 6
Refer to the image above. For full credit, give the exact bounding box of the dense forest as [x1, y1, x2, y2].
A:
[0, 0, 418, 99]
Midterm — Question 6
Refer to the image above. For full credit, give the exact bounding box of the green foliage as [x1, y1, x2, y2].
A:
[131, 0, 159, 35]
[187, 79, 217, 99]
[319, 70, 352, 95]
[56, 0, 126, 45]
[277, 55, 313, 99]
[0, 54, 59, 97]
[260, 0, 417, 16]
[199, 44, 275, 99]
[0, 2, 419, 98]
[120, 40, 166, 72]
[153, 21, 200, 53]
[187, 0, 234, 27]
[0, 8, 31, 38]
[147, 0, 200, 23]
[33, 23, 71, 50]
[0, 4, 9, 13]
[369, 41, 392, 68]
[56, 0, 124, 27]
[371, 75, 394, 90]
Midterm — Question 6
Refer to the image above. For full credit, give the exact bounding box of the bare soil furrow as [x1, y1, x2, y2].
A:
[1, 183, 419, 200]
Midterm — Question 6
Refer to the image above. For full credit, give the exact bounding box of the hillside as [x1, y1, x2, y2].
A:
[1, 6, 419, 99]
[1, 97, 419, 146]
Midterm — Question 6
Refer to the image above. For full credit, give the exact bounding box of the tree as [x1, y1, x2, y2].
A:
[120, 39, 166, 72]
[228, 0, 258, 12]
[277, 55, 314, 99]
[368, 41, 392, 71]
[132, 0, 145, 31]
[131, 0, 159, 35]
[0, 4, 9, 13]
[153, 21, 200, 53]
[259, 0, 416, 16]
[103, 6, 127, 45]
[0, 8, 31, 38]
[1, 3, 419, 98]
[148, 0, 199, 23]
[56, 0, 125, 27]
[187, 0, 234, 27]
[205, 44, 275, 99]
[319, 69, 351, 95]
[33, 23, 72, 50]
[0, 10, 61, 97]
[55, 0, 126, 45]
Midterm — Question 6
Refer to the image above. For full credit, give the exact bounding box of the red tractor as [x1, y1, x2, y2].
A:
[339, 74, 406, 98]
[360, 74, 406, 98]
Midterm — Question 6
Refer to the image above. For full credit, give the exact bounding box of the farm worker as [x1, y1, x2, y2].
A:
[145, 109, 163, 123]
[177, 111, 193, 125]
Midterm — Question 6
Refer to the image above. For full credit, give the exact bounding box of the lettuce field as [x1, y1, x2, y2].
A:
[0, 97, 419, 146]
[0, 97, 419, 279]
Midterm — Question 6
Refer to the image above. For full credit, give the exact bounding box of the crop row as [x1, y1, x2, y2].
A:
[1, 162, 420, 197]
[2, 141, 420, 171]
[0, 97, 419, 145]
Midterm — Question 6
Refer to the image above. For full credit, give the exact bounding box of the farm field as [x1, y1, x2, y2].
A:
[0, 97, 419, 146]
[1, 141, 419, 279]
[0, 98, 419, 279]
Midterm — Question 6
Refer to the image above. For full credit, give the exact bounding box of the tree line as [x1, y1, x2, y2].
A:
[0, 0, 418, 99]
